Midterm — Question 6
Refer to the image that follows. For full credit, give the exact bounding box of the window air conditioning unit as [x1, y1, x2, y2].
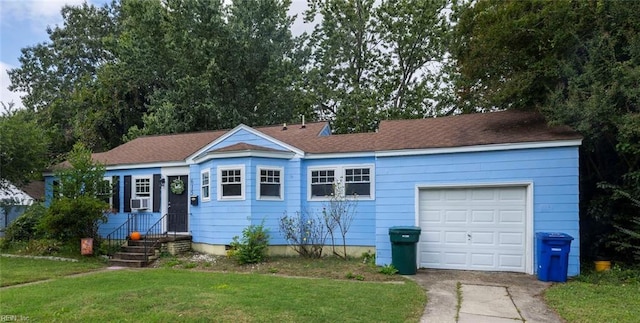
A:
[131, 198, 151, 210]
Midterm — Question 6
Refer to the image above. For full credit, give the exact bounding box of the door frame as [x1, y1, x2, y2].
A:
[161, 167, 191, 234]
[414, 181, 534, 274]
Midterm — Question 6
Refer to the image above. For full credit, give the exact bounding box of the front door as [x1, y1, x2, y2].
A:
[167, 175, 189, 232]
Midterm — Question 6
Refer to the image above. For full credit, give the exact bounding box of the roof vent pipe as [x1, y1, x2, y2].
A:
[282, 123, 287, 130]
[301, 115, 306, 128]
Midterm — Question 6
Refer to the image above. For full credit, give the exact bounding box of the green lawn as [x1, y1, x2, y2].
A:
[0, 268, 426, 322]
[0, 256, 106, 286]
[545, 268, 640, 323]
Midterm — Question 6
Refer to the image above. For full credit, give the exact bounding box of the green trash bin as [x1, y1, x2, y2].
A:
[389, 226, 421, 275]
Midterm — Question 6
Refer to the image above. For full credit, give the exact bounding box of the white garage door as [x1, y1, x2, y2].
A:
[418, 186, 527, 272]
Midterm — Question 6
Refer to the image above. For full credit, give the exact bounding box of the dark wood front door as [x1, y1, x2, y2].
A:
[168, 175, 188, 232]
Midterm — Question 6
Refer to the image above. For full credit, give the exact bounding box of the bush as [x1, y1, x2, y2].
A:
[19, 239, 62, 255]
[39, 196, 108, 243]
[378, 264, 398, 276]
[230, 223, 270, 265]
[279, 210, 328, 258]
[2, 203, 46, 243]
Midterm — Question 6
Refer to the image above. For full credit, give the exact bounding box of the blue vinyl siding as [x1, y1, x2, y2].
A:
[207, 128, 290, 152]
[97, 168, 161, 237]
[374, 146, 580, 276]
[301, 157, 377, 246]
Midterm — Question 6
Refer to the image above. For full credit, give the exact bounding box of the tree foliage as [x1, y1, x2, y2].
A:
[304, 0, 451, 133]
[40, 143, 110, 243]
[0, 103, 49, 191]
[453, 0, 640, 261]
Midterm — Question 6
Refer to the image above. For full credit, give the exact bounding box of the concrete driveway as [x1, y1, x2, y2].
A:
[408, 269, 564, 323]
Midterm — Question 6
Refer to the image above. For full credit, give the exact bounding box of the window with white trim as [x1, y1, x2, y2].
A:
[134, 177, 151, 197]
[308, 165, 374, 200]
[345, 168, 371, 196]
[98, 177, 113, 208]
[201, 170, 210, 201]
[258, 167, 283, 200]
[218, 166, 244, 200]
[310, 169, 335, 197]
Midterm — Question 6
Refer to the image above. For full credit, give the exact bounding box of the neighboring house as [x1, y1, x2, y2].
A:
[1, 181, 44, 237]
[44, 110, 582, 275]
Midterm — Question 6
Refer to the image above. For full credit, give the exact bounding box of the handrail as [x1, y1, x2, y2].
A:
[105, 214, 135, 256]
[143, 214, 168, 263]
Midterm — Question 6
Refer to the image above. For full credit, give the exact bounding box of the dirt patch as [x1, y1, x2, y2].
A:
[152, 252, 405, 282]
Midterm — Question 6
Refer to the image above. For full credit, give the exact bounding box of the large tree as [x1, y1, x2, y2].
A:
[452, 0, 640, 261]
[0, 104, 49, 192]
[8, 1, 122, 154]
[304, 0, 450, 133]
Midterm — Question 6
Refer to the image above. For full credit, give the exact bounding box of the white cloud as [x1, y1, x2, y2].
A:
[0, 0, 85, 32]
[0, 61, 26, 112]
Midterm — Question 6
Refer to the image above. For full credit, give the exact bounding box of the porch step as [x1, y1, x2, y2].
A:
[120, 245, 158, 254]
[108, 239, 161, 267]
[108, 259, 146, 268]
[114, 252, 159, 261]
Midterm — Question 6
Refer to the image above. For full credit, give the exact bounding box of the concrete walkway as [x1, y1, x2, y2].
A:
[408, 269, 564, 323]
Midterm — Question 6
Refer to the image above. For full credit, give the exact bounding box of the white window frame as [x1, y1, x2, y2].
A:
[344, 167, 372, 197]
[100, 177, 114, 209]
[307, 164, 375, 201]
[218, 165, 245, 200]
[132, 175, 152, 199]
[257, 166, 284, 200]
[201, 169, 211, 201]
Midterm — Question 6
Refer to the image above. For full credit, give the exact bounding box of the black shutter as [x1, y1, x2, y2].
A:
[112, 176, 120, 212]
[124, 175, 131, 212]
[153, 174, 161, 212]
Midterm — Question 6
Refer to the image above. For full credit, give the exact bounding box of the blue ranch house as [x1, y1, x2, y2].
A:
[45, 110, 582, 275]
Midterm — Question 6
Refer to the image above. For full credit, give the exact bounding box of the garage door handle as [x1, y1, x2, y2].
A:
[467, 233, 471, 240]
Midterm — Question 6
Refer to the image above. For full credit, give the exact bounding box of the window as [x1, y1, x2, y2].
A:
[98, 177, 113, 207]
[218, 166, 244, 200]
[201, 170, 210, 201]
[308, 165, 374, 200]
[135, 177, 151, 197]
[258, 167, 283, 200]
[345, 168, 371, 196]
[310, 169, 335, 197]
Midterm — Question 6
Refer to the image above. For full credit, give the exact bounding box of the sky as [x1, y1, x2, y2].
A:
[0, 0, 312, 112]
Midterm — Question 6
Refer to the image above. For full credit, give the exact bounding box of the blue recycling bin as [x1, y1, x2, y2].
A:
[536, 232, 574, 282]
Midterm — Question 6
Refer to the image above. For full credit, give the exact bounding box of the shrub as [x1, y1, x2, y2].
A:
[20, 239, 62, 256]
[39, 196, 108, 244]
[279, 210, 328, 258]
[378, 264, 398, 276]
[230, 223, 270, 265]
[2, 203, 46, 243]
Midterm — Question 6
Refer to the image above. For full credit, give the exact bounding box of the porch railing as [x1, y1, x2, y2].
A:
[143, 214, 168, 263]
[105, 213, 158, 256]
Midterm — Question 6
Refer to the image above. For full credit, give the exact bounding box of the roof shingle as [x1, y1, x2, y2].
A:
[89, 110, 581, 166]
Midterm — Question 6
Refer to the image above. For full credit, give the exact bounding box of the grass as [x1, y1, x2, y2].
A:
[545, 265, 640, 323]
[0, 255, 106, 287]
[154, 252, 404, 282]
[0, 268, 426, 322]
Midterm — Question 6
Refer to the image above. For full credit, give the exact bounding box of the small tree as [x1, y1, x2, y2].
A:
[279, 210, 329, 258]
[323, 181, 357, 259]
[229, 222, 270, 265]
[40, 143, 110, 245]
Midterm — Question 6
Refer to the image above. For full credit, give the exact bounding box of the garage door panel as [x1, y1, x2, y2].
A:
[470, 232, 494, 245]
[443, 252, 467, 266]
[470, 253, 495, 267]
[445, 210, 467, 222]
[445, 231, 468, 244]
[471, 210, 495, 223]
[418, 186, 527, 272]
[500, 210, 525, 223]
